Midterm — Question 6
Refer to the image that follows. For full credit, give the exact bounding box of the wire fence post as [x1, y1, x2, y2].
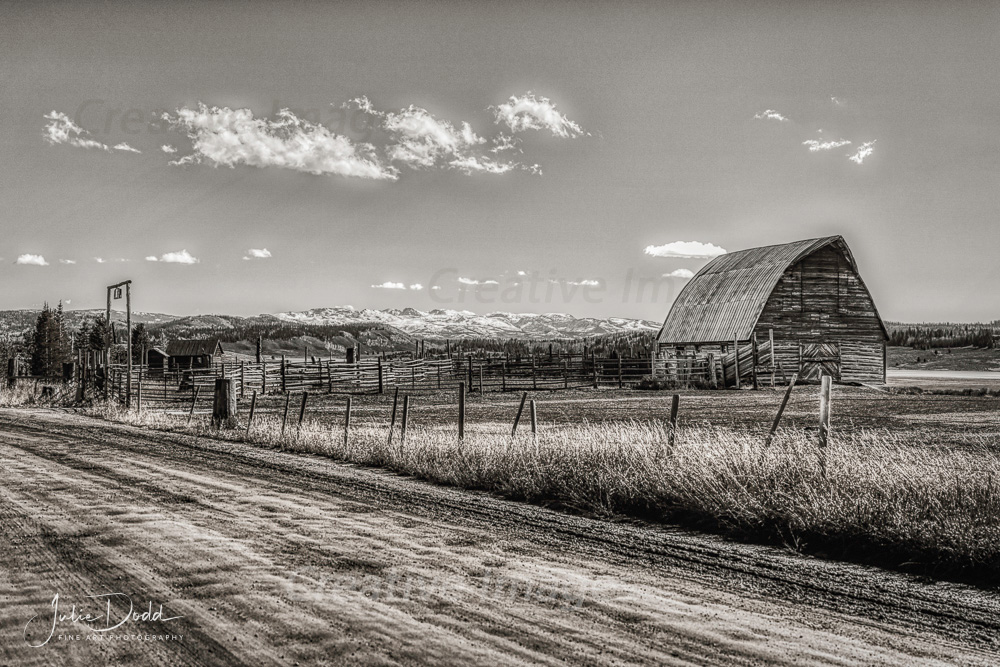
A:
[765, 372, 798, 447]
[458, 381, 466, 441]
[187, 386, 199, 424]
[387, 386, 399, 445]
[246, 390, 257, 435]
[281, 392, 291, 436]
[343, 396, 352, 446]
[297, 391, 309, 431]
[400, 394, 409, 444]
[512, 391, 527, 436]
[819, 374, 832, 478]
[667, 394, 679, 448]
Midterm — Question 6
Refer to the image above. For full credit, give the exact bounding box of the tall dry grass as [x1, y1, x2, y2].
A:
[90, 402, 1000, 582]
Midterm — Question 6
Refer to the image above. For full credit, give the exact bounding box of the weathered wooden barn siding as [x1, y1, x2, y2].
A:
[753, 245, 885, 382]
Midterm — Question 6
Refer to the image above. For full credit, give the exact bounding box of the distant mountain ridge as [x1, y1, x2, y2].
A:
[0, 306, 659, 340]
[273, 307, 660, 339]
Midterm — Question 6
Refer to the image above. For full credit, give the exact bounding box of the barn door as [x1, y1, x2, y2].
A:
[799, 343, 840, 382]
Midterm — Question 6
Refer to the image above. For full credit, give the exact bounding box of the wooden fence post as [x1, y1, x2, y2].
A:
[529, 399, 538, 438]
[668, 394, 679, 448]
[768, 328, 776, 388]
[281, 392, 291, 435]
[377, 358, 384, 395]
[240, 361, 245, 399]
[733, 337, 741, 389]
[751, 338, 759, 391]
[246, 390, 257, 435]
[400, 394, 409, 444]
[281, 355, 286, 393]
[297, 391, 309, 430]
[592, 352, 598, 389]
[343, 396, 352, 446]
[765, 372, 798, 446]
[387, 387, 399, 445]
[212, 378, 236, 429]
[707, 353, 717, 388]
[458, 381, 466, 441]
[188, 386, 200, 424]
[478, 363, 484, 394]
[262, 360, 267, 394]
[136, 366, 143, 412]
[512, 391, 527, 436]
[818, 375, 832, 477]
[617, 356, 623, 389]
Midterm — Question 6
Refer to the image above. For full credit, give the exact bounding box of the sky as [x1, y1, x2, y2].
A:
[2, 0, 999, 323]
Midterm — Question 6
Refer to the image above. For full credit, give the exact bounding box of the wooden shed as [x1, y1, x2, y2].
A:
[656, 236, 887, 384]
[165, 339, 225, 370]
[146, 347, 169, 372]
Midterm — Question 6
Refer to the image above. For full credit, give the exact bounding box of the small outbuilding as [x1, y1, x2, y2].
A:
[146, 347, 169, 372]
[166, 339, 225, 370]
[656, 235, 888, 384]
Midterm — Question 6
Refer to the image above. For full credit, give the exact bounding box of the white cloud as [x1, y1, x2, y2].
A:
[161, 144, 177, 153]
[803, 138, 852, 152]
[665, 268, 695, 279]
[16, 254, 48, 266]
[156, 249, 199, 264]
[644, 241, 727, 259]
[60, 259, 76, 264]
[65, 299, 71, 305]
[145, 256, 158, 261]
[491, 93, 585, 138]
[94, 257, 106, 263]
[449, 155, 516, 175]
[371, 281, 406, 289]
[754, 109, 789, 122]
[565, 279, 601, 286]
[848, 140, 876, 165]
[490, 133, 521, 153]
[43, 111, 110, 151]
[113, 142, 141, 153]
[382, 104, 485, 169]
[243, 248, 272, 260]
[164, 104, 397, 180]
[408, 284, 423, 290]
[351, 98, 523, 176]
[831, 96, 845, 107]
[458, 277, 499, 286]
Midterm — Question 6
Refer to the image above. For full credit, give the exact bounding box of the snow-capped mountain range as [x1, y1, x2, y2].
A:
[274, 307, 660, 339]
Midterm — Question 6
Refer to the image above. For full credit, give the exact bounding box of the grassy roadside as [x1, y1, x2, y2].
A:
[75, 400, 1000, 587]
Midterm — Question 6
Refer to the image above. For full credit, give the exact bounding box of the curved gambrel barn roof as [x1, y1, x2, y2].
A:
[657, 235, 887, 344]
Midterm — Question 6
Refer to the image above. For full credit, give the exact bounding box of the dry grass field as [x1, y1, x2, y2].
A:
[80, 384, 1000, 585]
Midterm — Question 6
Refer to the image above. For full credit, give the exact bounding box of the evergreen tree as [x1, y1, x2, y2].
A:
[29, 302, 70, 377]
[131, 323, 151, 363]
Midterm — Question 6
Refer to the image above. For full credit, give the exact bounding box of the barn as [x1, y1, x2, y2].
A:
[165, 339, 225, 370]
[656, 235, 888, 384]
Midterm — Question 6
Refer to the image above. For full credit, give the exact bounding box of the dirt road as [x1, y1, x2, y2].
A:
[1, 409, 997, 666]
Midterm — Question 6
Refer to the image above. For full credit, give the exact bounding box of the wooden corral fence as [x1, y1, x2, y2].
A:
[653, 339, 784, 388]
[104, 355, 657, 407]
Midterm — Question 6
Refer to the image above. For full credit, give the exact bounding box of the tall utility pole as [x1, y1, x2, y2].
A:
[107, 280, 132, 407]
